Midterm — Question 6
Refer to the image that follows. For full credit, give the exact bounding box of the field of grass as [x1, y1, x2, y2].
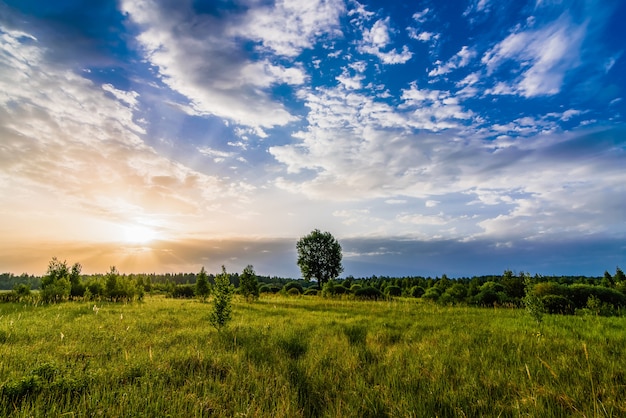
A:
[1, 295, 625, 417]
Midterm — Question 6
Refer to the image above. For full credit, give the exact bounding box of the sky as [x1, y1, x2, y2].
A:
[0, 0, 624, 278]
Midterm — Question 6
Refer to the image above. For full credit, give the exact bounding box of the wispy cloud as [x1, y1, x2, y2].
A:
[481, 14, 586, 97]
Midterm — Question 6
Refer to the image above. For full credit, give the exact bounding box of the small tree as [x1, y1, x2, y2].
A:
[209, 266, 234, 331]
[195, 267, 210, 302]
[523, 274, 544, 324]
[105, 266, 121, 302]
[296, 229, 343, 289]
[69, 262, 85, 299]
[40, 257, 72, 303]
[239, 265, 259, 302]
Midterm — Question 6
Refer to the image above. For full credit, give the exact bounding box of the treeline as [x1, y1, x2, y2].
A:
[1, 259, 625, 316]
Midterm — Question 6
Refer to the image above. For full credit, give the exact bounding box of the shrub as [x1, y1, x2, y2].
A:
[287, 287, 301, 296]
[568, 284, 626, 309]
[444, 284, 467, 304]
[350, 284, 362, 293]
[333, 285, 350, 295]
[171, 284, 195, 299]
[354, 286, 383, 300]
[409, 286, 425, 298]
[303, 289, 318, 296]
[385, 285, 402, 297]
[541, 295, 574, 314]
[422, 287, 441, 302]
[259, 284, 281, 294]
[284, 281, 304, 294]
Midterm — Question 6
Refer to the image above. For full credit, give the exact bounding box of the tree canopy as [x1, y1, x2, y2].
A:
[296, 229, 343, 289]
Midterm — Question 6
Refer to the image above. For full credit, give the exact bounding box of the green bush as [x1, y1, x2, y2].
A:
[422, 287, 441, 302]
[385, 285, 402, 297]
[568, 284, 626, 309]
[170, 284, 196, 299]
[333, 285, 350, 295]
[259, 284, 281, 294]
[541, 295, 574, 315]
[350, 284, 362, 293]
[409, 286, 425, 298]
[303, 288, 318, 296]
[287, 287, 302, 296]
[284, 281, 304, 294]
[354, 287, 383, 300]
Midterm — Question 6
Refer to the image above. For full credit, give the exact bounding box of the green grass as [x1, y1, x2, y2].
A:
[1, 296, 625, 417]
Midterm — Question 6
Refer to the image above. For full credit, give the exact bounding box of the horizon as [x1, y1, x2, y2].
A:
[1, 0, 624, 278]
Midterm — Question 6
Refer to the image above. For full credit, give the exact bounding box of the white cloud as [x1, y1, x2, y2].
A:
[397, 212, 448, 225]
[231, 0, 345, 57]
[120, 0, 343, 131]
[429, 46, 476, 77]
[358, 17, 413, 64]
[481, 14, 586, 97]
[102, 83, 139, 109]
[336, 68, 365, 90]
[410, 31, 438, 42]
[412, 8, 431, 23]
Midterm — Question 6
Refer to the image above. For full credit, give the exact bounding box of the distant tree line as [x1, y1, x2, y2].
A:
[1, 258, 624, 316]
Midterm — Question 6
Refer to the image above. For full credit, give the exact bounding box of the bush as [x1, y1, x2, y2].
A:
[474, 289, 504, 306]
[409, 286, 425, 298]
[170, 284, 195, 299]
[422, 287, 441, 302]
[349, 284, 362, 293]
[541, 295, 574, 314]
[444, 284, 467, 304]
[287, 287, 301, 296]
[259, 284, 281, 294]
[354, 287, 383, 300]
[284, 281, 304, 294]
[568, 284, 626, 309]
[303, 288, 318, 296]
[333, 285, 350, 295]
[385, 285, 402, 297]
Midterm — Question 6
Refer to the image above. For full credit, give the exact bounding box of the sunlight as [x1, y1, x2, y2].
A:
[122, 224, 158, 244]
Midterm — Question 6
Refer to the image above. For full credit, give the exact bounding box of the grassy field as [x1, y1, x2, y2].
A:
[1, 295, 625, 417]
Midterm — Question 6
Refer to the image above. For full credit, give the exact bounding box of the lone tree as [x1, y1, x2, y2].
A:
[209, 266, 234, 331]
[195, 266, 210, 302]
[296, 229, 343, 289]
[239, 264, 260, 302]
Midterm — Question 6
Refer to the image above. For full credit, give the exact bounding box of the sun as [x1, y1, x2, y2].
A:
[122, 224, 158, 244]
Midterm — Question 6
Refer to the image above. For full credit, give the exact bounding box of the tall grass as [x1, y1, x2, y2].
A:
[0, 296, 625, 416]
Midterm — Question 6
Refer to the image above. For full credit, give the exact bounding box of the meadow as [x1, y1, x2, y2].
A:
[1, 295, 625, 417]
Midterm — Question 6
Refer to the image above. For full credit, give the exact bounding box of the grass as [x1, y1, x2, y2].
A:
[0, 295, 625, 417]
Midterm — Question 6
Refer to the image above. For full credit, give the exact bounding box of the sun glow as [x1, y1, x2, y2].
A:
[122, 224, 158, 244]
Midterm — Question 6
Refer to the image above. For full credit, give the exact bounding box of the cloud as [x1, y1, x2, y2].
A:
[358, 17, 413, 64]
[271, 72, 626, 242]
[230, 0, 345, 57]
[0, 26, 252, 241]
[412, 8, 431, 24]
[120, 0, 341, 130]
[481, 14, 586, 97]
[336, 67, 365, 89]
[429, 46, 476, 77]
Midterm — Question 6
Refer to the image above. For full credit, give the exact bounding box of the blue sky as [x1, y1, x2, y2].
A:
[0, 0, 624, 277]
